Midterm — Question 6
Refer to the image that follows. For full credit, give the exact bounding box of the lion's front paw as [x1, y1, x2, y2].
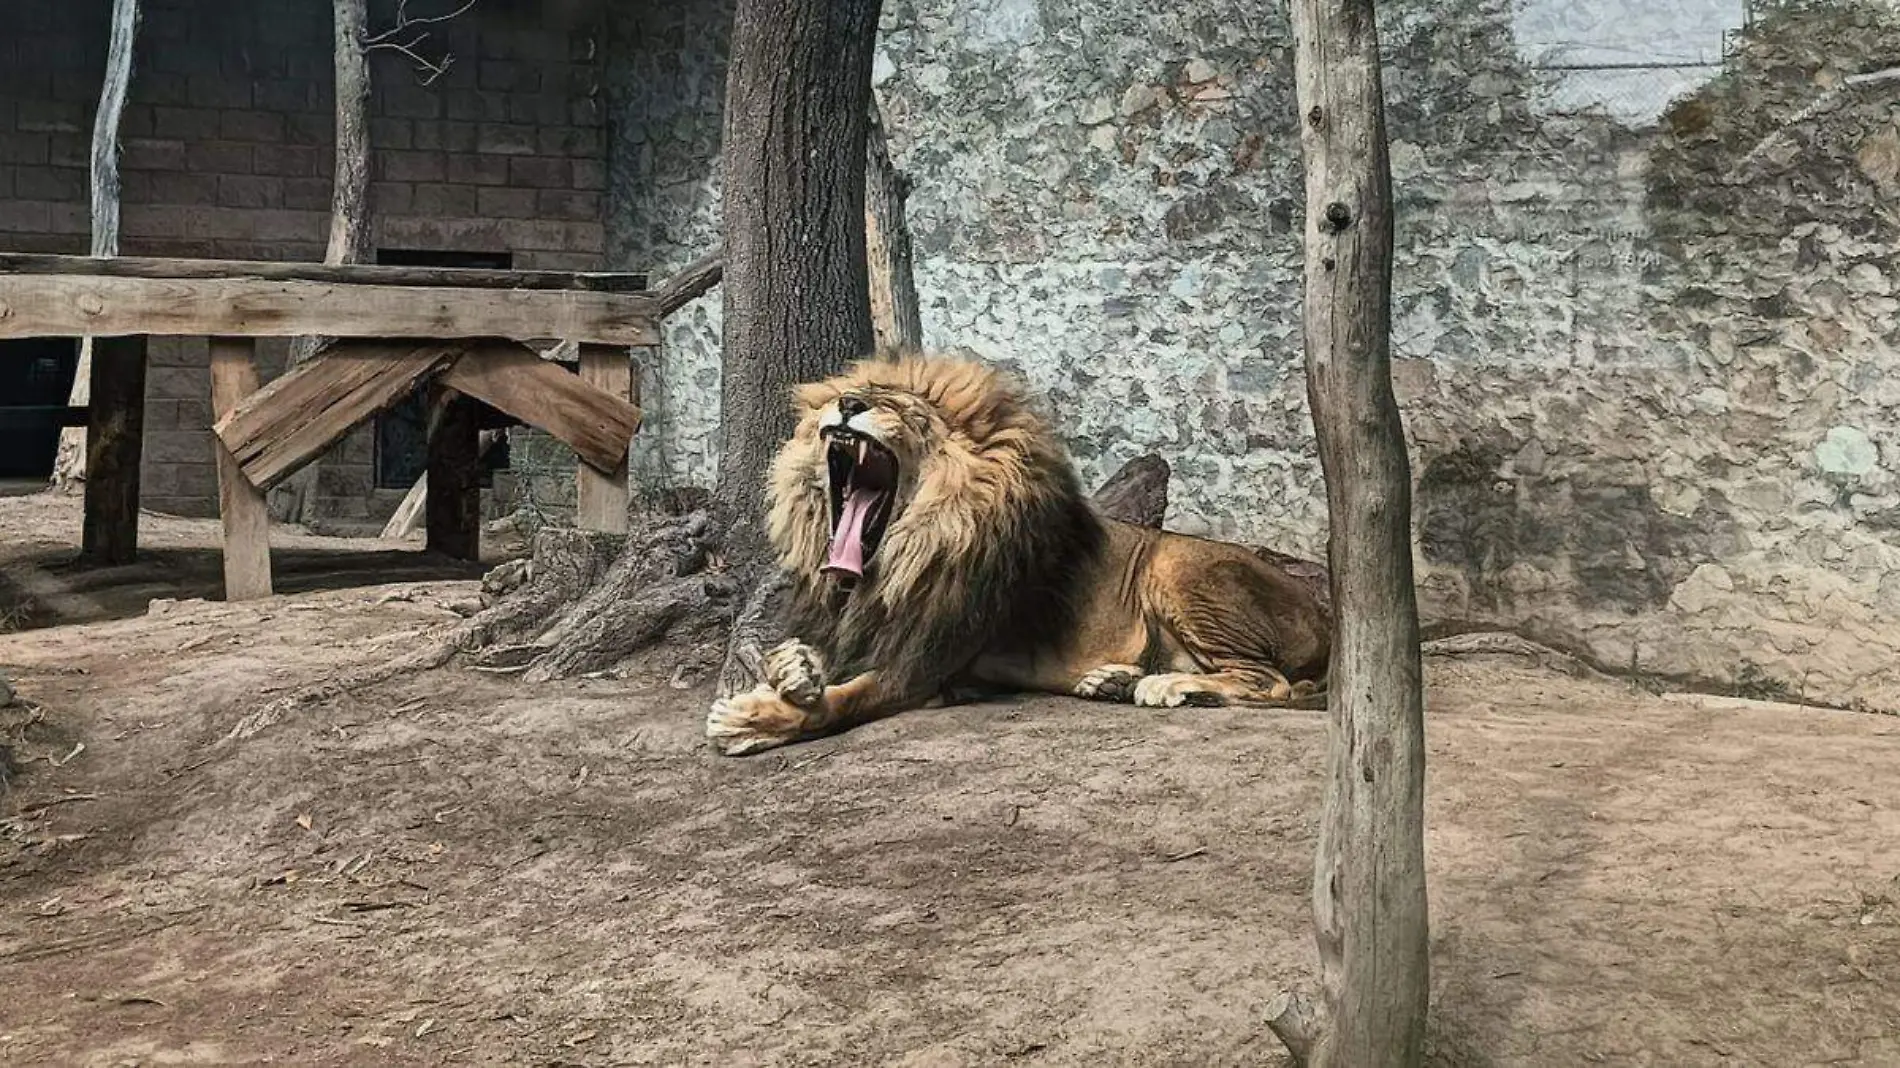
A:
[1133, 673, 1227, 709]
[706, 686, 816, 756]
[763, 639, 827, 708]
[1074, 663, 1143, 702]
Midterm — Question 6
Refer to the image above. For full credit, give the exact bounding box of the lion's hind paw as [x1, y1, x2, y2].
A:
[1074, 664, 1143, 703]
[1132, 673, 1228, 709]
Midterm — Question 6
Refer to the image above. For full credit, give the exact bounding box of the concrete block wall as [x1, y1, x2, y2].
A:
[0, 0, 608, 519]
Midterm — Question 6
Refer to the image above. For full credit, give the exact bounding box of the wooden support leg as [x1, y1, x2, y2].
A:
[80, 334, 147, 565]
[425, 385, 481, 562]
[575, 342, 632, 534]
[210, 337, 273, 600]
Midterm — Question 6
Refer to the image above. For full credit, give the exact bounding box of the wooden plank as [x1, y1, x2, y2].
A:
[80, 335, 146, 565]
[573, 343, 634, 533]
[438, 341, 642, 476]
[0, 274, 660, 346]
[209, 337, 273, 601]
[214, 340, 463, 491]
[0, 253, 647, 292]
[425, 387, 482, 562]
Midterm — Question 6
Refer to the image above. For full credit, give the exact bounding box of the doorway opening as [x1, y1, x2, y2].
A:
[0, 338, 81, 490]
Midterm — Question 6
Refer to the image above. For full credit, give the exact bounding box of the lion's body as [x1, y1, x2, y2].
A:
[706, 351, 1332, 755]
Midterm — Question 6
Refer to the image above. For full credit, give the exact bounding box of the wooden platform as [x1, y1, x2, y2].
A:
[0, 254, 655, 600]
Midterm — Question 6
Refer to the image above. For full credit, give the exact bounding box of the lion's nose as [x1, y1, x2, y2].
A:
[838, 395, 869, 419]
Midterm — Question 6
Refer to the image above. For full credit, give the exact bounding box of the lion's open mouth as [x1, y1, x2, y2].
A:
[821, 428, 898, 582]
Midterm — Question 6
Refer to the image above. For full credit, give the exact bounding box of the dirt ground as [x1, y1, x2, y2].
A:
[1, 495, 1898, 1067]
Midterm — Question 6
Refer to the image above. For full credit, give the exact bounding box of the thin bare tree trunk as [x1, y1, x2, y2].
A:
[864, 97, 922, 351]
[53, 0, 140, 493]
[279, 0, 375, 524]
[1268, 0, 1429, 1064]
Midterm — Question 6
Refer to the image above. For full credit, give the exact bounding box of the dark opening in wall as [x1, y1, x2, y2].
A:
[0, 339, 80, 482]
[371, 248, 515, 490]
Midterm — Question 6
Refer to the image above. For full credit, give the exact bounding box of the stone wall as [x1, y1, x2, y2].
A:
[0, 0, 607, 520]
[605, 0, 1900, 713]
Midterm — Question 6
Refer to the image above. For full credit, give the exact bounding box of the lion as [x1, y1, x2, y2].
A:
[705, 349, 1331, 756]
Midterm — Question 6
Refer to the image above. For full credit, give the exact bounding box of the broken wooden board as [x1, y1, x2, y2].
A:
[214, 341, 463, 491]
[0, 273, 660, 346]
[439, 342, 642, 476]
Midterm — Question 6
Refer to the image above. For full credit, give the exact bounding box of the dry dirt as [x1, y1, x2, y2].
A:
[2, 494, 1898, 1067]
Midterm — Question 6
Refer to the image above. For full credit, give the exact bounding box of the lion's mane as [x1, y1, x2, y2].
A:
[765, 351, 1106, 698]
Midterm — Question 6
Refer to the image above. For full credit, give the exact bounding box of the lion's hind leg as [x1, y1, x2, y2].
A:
[1131, 663, 1296, 709]
[1073, 663, 1143, 702]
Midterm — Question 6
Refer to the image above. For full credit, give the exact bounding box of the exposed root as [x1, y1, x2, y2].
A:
[226, 638, 461, 742]
[1421, 630, 1614, 682]
[1265, 990, 1324, 1065]
[463, 509, 733, 683]
[716, 568, 794, 699]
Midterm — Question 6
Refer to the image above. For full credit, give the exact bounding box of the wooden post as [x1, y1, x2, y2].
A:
[54, 0, 140, 491]
[575, 342, 632, 534]
[1268, 0, 1429, 1064]
[865, 98, 923, 351]
[79, 335, 147, 565]
[209, 337, 272, 600]
[424, 386, 481, 561]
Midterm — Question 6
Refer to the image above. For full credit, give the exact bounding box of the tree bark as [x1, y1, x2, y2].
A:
[53, 0, 140, 493]
[321, 0, 374, 277]
[279, 0, 374, 524]
[717, 0, 883, 563]
[864, 97, 923, 351]
[1270, 0, 1430, 1064]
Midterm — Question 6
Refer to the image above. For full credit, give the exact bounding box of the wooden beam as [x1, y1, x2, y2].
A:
[213, 340, 464, 491]
[438, 341, 642, 476]
[651, 248, 724, 318]
[209, 337, 273, 601]
[0, 274, 661, 346]
[425, 386, 481, 562]
[79, 335, 146, 566]
[0, 253, 648, 292]
[571, 344, 634, 533]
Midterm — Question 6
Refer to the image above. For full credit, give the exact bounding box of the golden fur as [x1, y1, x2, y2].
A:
[706, 349, 1331, 756]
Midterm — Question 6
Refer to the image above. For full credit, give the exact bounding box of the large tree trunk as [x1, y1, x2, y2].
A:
[716, 0, 882, 563]
[52, 0, 140, 493]
[278, 0, 374, 524]
[1268, 0, 1430, 1064]
[440, 0, 887, 693]
[864, 97, 923, 351]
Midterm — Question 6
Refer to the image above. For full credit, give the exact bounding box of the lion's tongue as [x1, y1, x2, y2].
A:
[823, 487, 883, 578]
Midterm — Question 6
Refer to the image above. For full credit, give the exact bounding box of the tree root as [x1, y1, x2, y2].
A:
[462, 509, 734, 683]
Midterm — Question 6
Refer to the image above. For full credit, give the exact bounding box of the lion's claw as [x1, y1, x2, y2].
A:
[764, 639, 827, 707]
